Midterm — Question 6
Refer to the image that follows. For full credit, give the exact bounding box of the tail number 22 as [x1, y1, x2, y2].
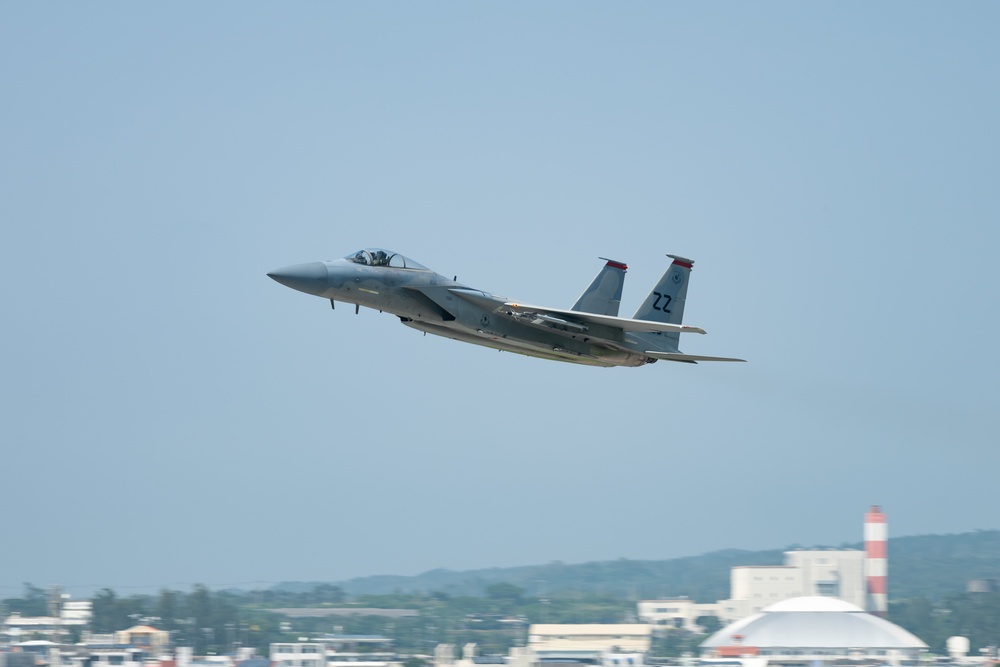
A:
[652, 292, 672, 313]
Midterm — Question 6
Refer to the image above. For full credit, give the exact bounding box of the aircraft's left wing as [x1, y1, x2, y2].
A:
[443, 288, 705, 335]
[498, 300, 707, 335]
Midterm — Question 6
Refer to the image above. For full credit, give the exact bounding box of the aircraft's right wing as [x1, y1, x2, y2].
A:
[644, 351, 747, 363]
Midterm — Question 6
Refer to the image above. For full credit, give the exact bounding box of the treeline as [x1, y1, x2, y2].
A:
[890, 592, 1000, 654]
[305, 550, 785, 602]
[888, 531, 1000, 599]
[302, 588, 1000, 656]
[6, 527, 1000, 658]
[1, 584, 292, 654]
[2, 583, 632, 656]
[3, 584, 51, 617]
[82, 584, 353, 654]
[11, 580, 1000, 656]
[277, 530, 1000, 602]
[90, 586, 267, 654]
[274, 584, 635, 656]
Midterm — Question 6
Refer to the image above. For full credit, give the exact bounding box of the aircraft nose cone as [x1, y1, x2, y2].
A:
[267, 262, 329, 296]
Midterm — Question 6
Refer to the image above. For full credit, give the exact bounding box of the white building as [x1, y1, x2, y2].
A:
[116, 625, 171, 654]
[437, 625, 653, 667]
[786, 550, 865, 607]
[639, 549, 867, 629]
[60, 601, 93, 625]
[178, 646, 260, 667]
[525, 624, 651, 654]
[49, 645, 148, 667]
[1, 597, 92, 643]
[718, 550, 865, 622]
[270, 643, 326, 667]
[499, 624, 651, 667]
[636, 600, 721, 633]
[434, 643, 507, 667]
[271, 635, 402, 667]
[699, 596, 926, 664]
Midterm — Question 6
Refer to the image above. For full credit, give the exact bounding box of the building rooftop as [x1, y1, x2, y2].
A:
[701, 596, 926, 650]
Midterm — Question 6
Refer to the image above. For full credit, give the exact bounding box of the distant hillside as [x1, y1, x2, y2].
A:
[883, 530, 1000, 598]
[276, 530, 1000, 602]
[340, 548, 784, 602]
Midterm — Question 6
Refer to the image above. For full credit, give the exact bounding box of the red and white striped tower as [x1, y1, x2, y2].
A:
[865, 505, 888, 616]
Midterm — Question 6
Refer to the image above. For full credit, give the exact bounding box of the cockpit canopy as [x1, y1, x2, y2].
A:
[344, 248, 429, 270]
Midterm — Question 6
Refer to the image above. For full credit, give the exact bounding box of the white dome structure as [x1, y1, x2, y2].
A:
[700, 596, 927, 662]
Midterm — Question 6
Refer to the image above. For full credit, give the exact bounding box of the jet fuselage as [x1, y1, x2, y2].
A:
[268, 248, 743, 367]
[269, 255, 646, 367]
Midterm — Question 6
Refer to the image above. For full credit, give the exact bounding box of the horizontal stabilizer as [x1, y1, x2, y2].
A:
[645, 351, 746, 363]
[504, 302, 706, 335]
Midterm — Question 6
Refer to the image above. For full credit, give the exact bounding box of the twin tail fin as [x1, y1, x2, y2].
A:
[571, 258, 627, 317]
[632, 254, 694, 325]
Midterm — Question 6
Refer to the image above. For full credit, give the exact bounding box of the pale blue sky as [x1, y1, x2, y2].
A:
[1, 3, 998, 595]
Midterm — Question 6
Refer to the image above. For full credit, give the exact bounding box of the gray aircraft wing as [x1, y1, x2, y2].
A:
[496, 300, 707, 335]
[403, 286, 507, 314]
[644, 351, 747, 363]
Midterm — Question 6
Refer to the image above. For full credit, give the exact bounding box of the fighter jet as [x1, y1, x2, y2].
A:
[268, 248, 744, 368]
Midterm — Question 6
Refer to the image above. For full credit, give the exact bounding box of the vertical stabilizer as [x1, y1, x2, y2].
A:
[631, 255, 694, 351]
[571, 258, 627, 316]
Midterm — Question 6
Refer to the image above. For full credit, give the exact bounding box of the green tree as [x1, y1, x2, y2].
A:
[313, 584, 346, 604]
[91, 589, 131, 632]
[17, 584, 48, 617]
[156, 590, 180, 632]
[1, 584, 47, 618]
[651, 629, 700, 658]
[485, 583, 523, 604]
[696, 615, 722, 634]
[186, 585, 216, 652]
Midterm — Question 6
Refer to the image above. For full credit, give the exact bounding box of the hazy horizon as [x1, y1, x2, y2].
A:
[13, 526, 998, 598]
